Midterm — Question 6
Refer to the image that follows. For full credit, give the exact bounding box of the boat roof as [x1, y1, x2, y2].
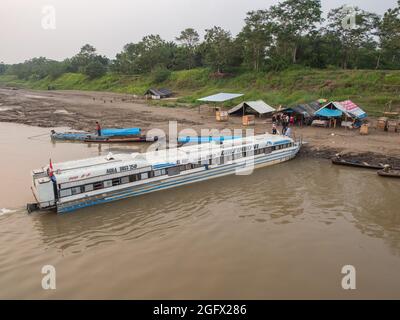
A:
[43, 134, 292, 184]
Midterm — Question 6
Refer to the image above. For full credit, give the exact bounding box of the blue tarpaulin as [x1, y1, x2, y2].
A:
[315, 108, 343, 118]
[101, 128, 141, 136]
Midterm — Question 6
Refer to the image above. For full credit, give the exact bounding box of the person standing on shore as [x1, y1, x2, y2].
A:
[272, 123, 277, 135]
[96, 121, 102, 136]
[285, 126, 292, 138]
[289, 115, 294, 126]
[282, 115, 288, 135]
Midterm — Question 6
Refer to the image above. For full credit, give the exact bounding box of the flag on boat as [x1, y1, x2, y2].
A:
[49, 159, 53, 177]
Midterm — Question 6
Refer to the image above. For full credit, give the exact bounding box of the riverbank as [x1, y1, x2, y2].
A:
[1, 68, 400, 117]
[0, 87, 399, 163]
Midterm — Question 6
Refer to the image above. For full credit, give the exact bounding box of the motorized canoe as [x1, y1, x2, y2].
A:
[84, 135, 158, 143]
[50, 128, 155, 143]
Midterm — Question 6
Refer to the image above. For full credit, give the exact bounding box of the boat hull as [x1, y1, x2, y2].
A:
[377, 169, 400, 178]
[56, 146, 300, 213]
[331, 157, 384, 170]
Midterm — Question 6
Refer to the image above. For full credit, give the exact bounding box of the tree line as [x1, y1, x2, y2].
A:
[1, 1, 399, 82]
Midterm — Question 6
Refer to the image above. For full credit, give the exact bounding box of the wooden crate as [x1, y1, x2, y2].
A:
[242, 115, 255, 126]
[377, 117, 388, 130]
[216, 111, 229, 122]
[360, 124, 369, 135]
[387, 120, 399, 132]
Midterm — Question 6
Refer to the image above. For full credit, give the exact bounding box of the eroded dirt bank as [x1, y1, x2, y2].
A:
[1, 87, 399, 164]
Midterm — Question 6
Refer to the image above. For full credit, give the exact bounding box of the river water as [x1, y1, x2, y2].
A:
[0, 122, 399, 299]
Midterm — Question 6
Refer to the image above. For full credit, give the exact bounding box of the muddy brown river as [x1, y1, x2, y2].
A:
[0, 122, 399, 299]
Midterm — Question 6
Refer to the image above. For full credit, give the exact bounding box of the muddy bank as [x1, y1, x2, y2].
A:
[1, 87, 399, 162]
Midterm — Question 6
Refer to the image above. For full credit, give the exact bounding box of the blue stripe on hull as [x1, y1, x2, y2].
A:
[57, 147, 299, 213]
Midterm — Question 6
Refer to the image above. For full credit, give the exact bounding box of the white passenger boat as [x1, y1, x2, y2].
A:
[28, 134, 301, 213]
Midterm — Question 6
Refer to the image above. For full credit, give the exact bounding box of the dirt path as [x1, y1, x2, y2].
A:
[1, 87, 399, 162]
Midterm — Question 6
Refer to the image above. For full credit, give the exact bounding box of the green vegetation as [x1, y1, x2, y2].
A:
[1, 68, 399, 117]
[1, 0, 399, 116]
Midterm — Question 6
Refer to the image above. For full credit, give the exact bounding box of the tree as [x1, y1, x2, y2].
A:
[326, 5, 380, 69]
[176, 28, 200, 69]
[203, 26, 241, 72]
[0, 62, 6, 74]
[378, 1, 400, 68]
[84, 60, 107, 78]
[270, 0, 323, 64]
[238, 10, 274, 71]
[152, 65, 171, 83]
[70, 44, 97, 72]
[112, 35, 178, 74]
[69, 44, 108, 75]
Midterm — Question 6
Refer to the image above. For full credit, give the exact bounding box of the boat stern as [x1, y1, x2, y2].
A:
[29, 168, 56, 212]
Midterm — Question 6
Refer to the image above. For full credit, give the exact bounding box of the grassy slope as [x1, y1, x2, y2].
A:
[1, 68, 399, 116]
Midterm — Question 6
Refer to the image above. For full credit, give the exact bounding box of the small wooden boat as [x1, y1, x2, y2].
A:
[331, 157, 384, 170]
[377, 169, 400, 178]
[84, 135, 158, 143]
[51, 128, 157, 143]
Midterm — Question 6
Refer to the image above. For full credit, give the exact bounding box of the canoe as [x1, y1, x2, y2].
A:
[331, 157, 384, 170]
[51, 128, 145, 142]
[377, 169, 400, 178]
[84, 135, 158, 143]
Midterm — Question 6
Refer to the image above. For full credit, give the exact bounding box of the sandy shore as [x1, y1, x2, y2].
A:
[1, 87, 400, 164]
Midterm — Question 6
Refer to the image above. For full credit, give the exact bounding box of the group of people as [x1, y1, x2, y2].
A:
[271, 113, 294, 137]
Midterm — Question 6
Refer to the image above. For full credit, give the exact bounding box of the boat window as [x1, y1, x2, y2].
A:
[233, 152, 242, 160]
[104, 180, 113, 188]
[112, 178, 120, 186]
[265, 147, 272, 154]
[93, 182, 103, 190]
[71, 186, 81, 195]
[60, 188, 72, 198]
[167, 167, 180, 176]
[141, 172, 148, 180]
[84, 184, 94, 192]
[129, 174, 139, 182]
[225, 155, 232, 162]
[121, 176, 129, 184]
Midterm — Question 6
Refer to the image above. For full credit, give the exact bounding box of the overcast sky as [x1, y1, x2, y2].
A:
[0, 0, 398, 64]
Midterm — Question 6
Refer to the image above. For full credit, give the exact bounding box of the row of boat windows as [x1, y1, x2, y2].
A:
[59, 165, 198, 198]
[58, 143, 294, 198]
